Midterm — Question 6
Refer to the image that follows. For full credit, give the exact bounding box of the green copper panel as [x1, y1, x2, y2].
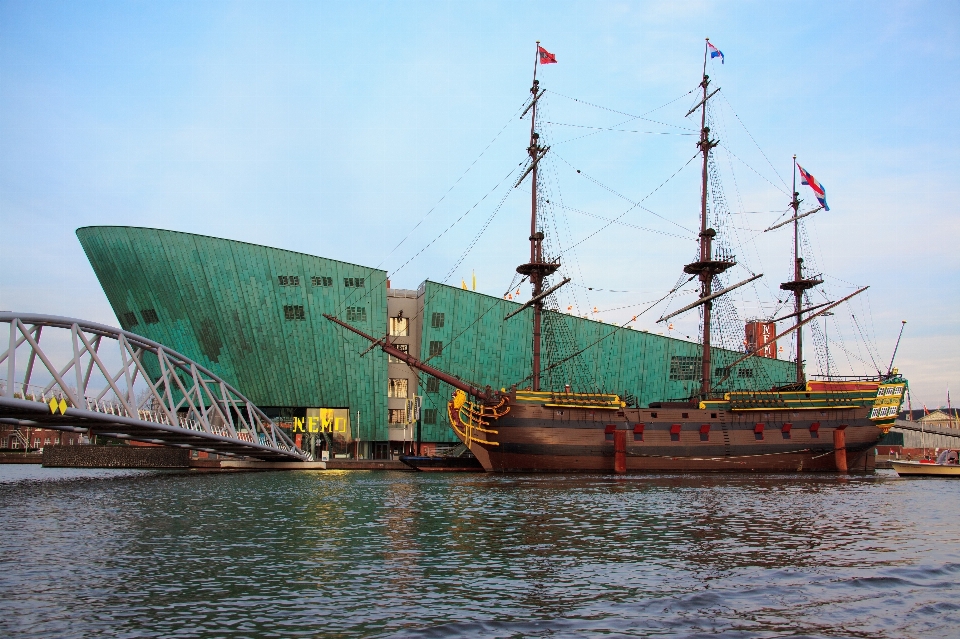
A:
[77, 226, 388, 440]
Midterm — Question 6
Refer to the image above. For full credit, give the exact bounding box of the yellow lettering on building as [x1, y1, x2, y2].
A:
[292, 417, 305, 432]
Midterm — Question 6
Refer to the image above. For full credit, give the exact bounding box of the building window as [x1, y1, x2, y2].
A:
[346, 307, 367, 322]
[431, 312, 445, 328]
[141, 308, 159, 324]
[278, 275, 300, 286]
[669, 356, 700, 381]
[388, 409, 406, 424]
[122, 312, 138, 328]
[388, 378, 408, 398]
[426, 378, 440, 393]
[389, 316, 409, 336]
[428, 341, 443, 357]
[284, 305, 305, 320]
[388, 343, 409, 363]
[423, 408, 438, 424]
[344, 277, 365, 288]
[738, 368, 754, 378]
[311, 276, 333, 287]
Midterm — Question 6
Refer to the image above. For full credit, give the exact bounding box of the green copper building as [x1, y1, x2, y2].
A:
[77, 226, 796, 458]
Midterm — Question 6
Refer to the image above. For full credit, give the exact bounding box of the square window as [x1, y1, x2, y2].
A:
[388, 378, 408, 398]
[278, 275, 289, 286]
[142, 309, 159, 324]
[428, 341, 443, 357]
[122, 312, 138, 328]
[389, 317, 409, 336]
[388, 343, 409, 363]
[426, 378, 440, 393]
[290, 275, 300, 286]
[388, 409, 406, 424]
[346, 307, 367, 322]
[423, 408, 438, 425]
[431, 312, 445, 328]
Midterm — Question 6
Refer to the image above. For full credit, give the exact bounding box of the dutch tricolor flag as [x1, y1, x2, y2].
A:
[707, 41, 724, 64]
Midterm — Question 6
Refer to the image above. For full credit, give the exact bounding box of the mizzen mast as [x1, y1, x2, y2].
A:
[516, 41, 558, 391]
[779, 156, 823, 385]
[683, 38, 734, 399]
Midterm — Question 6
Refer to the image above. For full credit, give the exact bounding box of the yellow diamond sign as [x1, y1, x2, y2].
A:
[58, 398, 68, 415]
[49, 398, 59, 414]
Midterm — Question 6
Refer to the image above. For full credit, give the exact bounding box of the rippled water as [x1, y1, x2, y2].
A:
[1, 465, 958, 638]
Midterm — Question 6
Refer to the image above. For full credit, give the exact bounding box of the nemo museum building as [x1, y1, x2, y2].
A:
[77, 227, 796, 459]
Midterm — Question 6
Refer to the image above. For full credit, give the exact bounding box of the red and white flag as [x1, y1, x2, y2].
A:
[538, 45, 557, 65]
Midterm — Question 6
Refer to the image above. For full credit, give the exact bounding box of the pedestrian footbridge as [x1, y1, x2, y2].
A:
[0, 312, 311, 462]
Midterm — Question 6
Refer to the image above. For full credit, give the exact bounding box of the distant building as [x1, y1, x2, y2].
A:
[900, 409, 960, 428]
[77, 226, 796, 459]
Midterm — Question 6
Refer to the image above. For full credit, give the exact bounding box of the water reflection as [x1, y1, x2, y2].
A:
[0, 468, 957, 638]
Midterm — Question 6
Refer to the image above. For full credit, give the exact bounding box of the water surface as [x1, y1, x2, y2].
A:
[1, 466, 957, 638]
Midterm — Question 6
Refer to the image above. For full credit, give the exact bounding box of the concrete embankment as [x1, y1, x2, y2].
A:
[43, 445, 190, 468]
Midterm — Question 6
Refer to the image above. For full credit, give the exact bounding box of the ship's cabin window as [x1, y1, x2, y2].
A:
[782, 423, 792, 440]
[700, 424, 710, 441]
[670, 424, 681, 442]
[651, 412, 658, 419]
[605, 424, 616, 441]
[633, 424, 644, 441]
[754, 423, 765, 440]
[810, 422, 820, 439]
[711, 413, 717, 419]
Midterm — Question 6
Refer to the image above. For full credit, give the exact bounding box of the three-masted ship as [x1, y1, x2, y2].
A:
[327, 41, 907, 473]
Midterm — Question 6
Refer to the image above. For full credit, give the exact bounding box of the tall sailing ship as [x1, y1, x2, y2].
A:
[327, 41, 907, 473]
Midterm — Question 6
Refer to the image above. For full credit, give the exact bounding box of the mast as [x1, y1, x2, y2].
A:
[683, 38, 732, 399]
[779, 157, 823, 385]
[517, 41, 558, 391]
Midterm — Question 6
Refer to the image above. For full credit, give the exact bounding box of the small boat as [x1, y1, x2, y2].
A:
[399, 454, 484, 472]
[891, 449, 960, 477]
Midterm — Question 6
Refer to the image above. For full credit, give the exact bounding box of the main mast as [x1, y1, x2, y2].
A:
[683, 38, 733, 399]
[517, 41, 558, 391]
[779, 157, 823, 384]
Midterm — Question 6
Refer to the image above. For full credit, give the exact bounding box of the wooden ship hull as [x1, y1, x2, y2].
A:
[446, 381, 906, 474]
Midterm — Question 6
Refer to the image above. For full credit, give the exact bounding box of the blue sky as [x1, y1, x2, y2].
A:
[1, 1, 957, 407]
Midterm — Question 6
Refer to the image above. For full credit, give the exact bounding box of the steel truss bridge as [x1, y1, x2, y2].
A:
[0, 313, 311, 462]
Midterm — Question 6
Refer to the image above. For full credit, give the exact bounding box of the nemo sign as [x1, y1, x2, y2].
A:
[291, 408, 352, 442]
[745, 321, 777, 358]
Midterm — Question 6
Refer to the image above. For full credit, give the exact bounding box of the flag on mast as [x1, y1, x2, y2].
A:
[707, 41, 724, 64]
[797, 164, 830, 211]
[538, 45, 557, 65]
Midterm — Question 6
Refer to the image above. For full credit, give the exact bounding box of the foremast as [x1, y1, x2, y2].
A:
[516, 41, 559, 391]
[779, 156, 823, 384]
[682, 38, 734, 399]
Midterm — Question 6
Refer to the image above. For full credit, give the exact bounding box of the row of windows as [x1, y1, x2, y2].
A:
[122, 308, 160, 328]
[279, 275, 364, 287]
[387, 407, 438, 424]
[284, 305, 305, 320]
[669, 357, 754, 380]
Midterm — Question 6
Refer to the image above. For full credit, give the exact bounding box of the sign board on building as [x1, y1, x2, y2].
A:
[745, 321, 777, 359]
